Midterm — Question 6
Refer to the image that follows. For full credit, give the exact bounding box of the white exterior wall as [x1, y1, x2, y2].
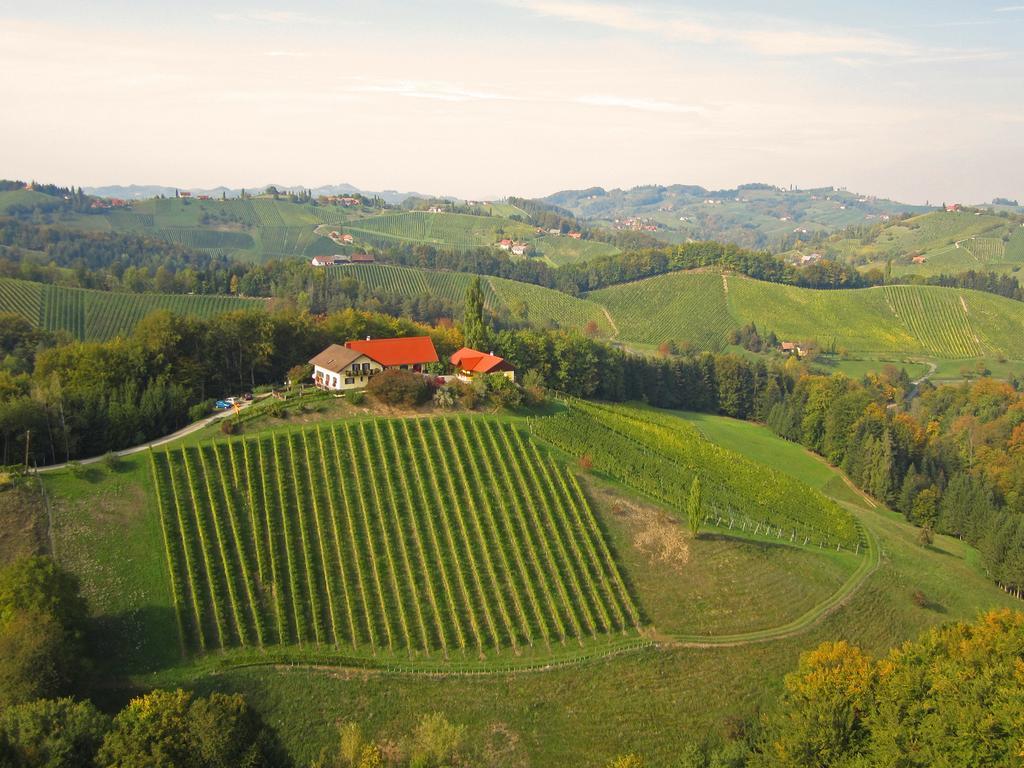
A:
[312, 355, 383, 391]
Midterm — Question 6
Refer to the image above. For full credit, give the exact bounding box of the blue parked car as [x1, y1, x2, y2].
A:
[214, 400, 231, 410]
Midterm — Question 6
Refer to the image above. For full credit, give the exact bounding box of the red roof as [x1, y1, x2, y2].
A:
[345, 336, 438, 367]
[450, 346, 513, 373]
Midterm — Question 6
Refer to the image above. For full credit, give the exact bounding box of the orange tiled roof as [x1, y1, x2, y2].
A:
[345, 336, 439, 366]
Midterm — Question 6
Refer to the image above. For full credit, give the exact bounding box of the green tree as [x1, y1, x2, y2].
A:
[461, 277, 490, 351]
[0, 697, 110, 768]
[0, 557, 88, 707]
[687, 477, 705, 537]
[98, 689, 284, 768]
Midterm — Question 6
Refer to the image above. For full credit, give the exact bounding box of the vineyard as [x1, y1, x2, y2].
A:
[0, 277, 265, 341]
[588, 271, 734, 350]
[257, 227, 317, 257]
[336, 264, 499, 310]
[158, 227, 254, 251]
[149, 417, 641, 660]
[882, 286, 981, 358]
[533, 401, 861, 550]
[345, 212, 536, 251]
[489, 276, 613, 335]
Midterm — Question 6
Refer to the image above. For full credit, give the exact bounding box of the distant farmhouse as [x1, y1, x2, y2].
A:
[450, 347, 515, 382]
[310, 336, 439, 391]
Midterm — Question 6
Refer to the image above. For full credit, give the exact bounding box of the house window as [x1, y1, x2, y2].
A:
[345, 377, 354, 385]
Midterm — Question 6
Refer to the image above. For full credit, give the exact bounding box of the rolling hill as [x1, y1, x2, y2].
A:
[544, 184, 928, 251]
[586, 270, 1024, 359]
[37, 402, 1015, 764]
[0, 277, 264, 341]
[805, 209, 1024, 277]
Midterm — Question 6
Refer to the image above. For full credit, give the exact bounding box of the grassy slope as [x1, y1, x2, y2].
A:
[37, 403, 1018, 765]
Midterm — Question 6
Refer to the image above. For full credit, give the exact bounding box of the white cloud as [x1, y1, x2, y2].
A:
[503, 0, 1003, 60]
[995, 5, 1024, 11]
[214, 10, 320, 24]
[575, 94, 706, 114]
[348, 80, 519, 102]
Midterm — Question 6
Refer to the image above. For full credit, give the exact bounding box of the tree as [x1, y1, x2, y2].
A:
[461, 277, 490, 351]
[0, 556, 88, 707]
[687, 477, 705, 537]
[0, 697, 110, 768]
[98, 689, 285, 768]
[750, 641, 874, 767]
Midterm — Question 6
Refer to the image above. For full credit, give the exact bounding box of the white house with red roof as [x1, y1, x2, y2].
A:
[450, 347, 515, 382]
[310, 336, 439, 390]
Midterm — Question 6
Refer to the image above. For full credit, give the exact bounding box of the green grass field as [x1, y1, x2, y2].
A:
[0, 277, 265, 341]
[35, 403, 1017, 765]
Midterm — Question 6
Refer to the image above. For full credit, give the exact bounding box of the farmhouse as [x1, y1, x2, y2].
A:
[310, 336, 439, 390]
[780, 341, 806, 357]
[568, 231, 582, 239]
[510, 243, 529, 256]
[498, 238, 513, 250]
[349, 253, 375, 263]
[450, 347, 515, 382]
[311, 255, 348, 267]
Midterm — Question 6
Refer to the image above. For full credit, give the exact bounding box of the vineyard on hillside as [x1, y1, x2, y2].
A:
[0, 278, 265, 341]
[345, 212, 536, 251]
[883, 286, 981, 358]
[489, 276, 613, 335]
[534, 401, 861, 550]
[149, 417, 641, 660]
[335, 264, 499, 311]
[588, 271, 735, 350]
[158, 227, 255, 251]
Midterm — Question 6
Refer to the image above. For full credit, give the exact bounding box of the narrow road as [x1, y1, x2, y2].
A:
[35, 398, 262, 473]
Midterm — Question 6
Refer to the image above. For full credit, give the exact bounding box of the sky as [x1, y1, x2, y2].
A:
[1, 0, 1022, 203]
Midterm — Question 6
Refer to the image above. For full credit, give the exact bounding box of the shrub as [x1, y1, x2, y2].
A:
[367, 370, 430, 407]
[433, 387, 456, 410]
[911, 589, 928, 608]
[347, 390, 365, 406]
[220, 419, 237, 435]
[188, 401, 213, 422]
[101, 452, 121, 472]
[486, 375, 523, 409]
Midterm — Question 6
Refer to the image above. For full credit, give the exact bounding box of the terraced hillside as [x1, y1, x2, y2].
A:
[535, 401, 861, 551]
[149, 417, 641, 660]
[0, 277, 265, 341]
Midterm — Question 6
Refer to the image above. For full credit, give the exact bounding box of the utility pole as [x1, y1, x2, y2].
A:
[23, 429, 31, 470]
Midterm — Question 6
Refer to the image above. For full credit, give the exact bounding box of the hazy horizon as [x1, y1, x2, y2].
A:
[3, 0, 1023, 204]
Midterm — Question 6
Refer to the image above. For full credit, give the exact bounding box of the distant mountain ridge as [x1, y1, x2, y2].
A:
[82, 183, 431, 205]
